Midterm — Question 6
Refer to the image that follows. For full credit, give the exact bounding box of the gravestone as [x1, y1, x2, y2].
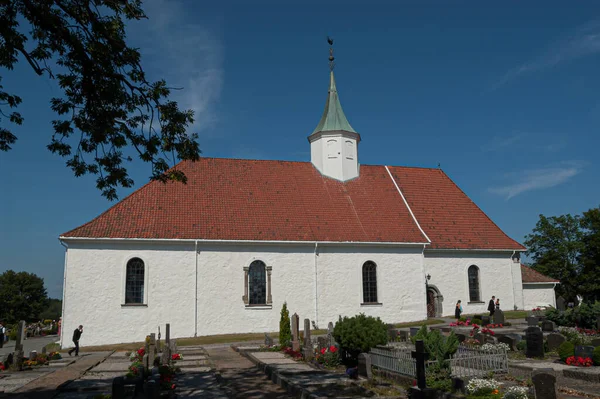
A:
[525, 327, 544, 358]
[29, 350, 37, 361]
[481, 316, 490, 326]
[484, 335, 498, 345]
[532, 369, 557, 399]
[387, 324, 396, 342]
[493, 309, 505, 325]
[317, 336, 328, 350]
[264, 333, 273, 347]
[291, 313, 300, 352]
[148, 333, 156, 367]
[541, 320, 556, 332]
[498, 335, 517, 351]
[556, 297, 566, 311]
[409, 340, 429, 399]
[409, 327, 420, 337]
[574, 345, 594, 359]
[303, 318, 313, 361]
[161, 324, 171, 365]
[15, 320, 26, 351]
[142, 354, 149, 370]
[327, 321, 335, 347]
[145, 380, 160, 399]
[357, 353, 372, 380]
[397, 330, 409, 342]
[591, 338, 600, 347]
[546, 333, 566, 351]
[112, 376, 126, 399]
[455, 333, 467, 343]
[527, 316, 538, 326]
[41, 346, 47, 355]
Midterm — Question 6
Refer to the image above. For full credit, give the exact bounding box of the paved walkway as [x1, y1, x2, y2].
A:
[205, 345, 296, 398]
[0, 336, 58, 359]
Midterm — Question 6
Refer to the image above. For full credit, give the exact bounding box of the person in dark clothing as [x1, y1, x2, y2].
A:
[455, 300, 463, 320]
[0, 322, 5, 348]
[68, 325, 83, 356]
[488, 296, 496, 317]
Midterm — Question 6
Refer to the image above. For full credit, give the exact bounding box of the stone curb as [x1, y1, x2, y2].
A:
[510, 362, 600, 384]
[55, 350, 116, 392]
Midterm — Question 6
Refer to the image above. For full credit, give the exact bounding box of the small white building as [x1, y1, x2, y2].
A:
[521, 264, 559, 309]
[60, 65, 529, 347]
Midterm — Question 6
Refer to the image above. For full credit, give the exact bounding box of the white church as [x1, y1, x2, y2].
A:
[59, 58, 557, 346]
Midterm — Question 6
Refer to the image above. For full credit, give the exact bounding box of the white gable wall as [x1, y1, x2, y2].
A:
[424, 251, 517, 316]
[523, 284, 557, 309]
[309, 132, 359, 181]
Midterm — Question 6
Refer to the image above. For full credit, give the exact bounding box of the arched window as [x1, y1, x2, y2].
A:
[125, 258, 145, 304]
[249, 260, 267, 305]
[468, 265, 480, 302]
[362, 261, 378, 303]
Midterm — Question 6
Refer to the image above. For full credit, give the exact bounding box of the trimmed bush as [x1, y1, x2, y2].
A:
[279, 302, 292, 348]
[472, 318, 482, 326]
[333, 313, 387, 362]
[593, 346, 600, 366]
[558, 341, 575, 362]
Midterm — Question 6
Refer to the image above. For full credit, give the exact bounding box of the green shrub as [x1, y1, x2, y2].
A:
[472, 318, 482, 325]
[545, 301, 600, 329]
[558, 341, 575, 362]
[411, 325, 459, 363]
[593, 346, 600, 366]
[459, 316, 467, 322]
[333, 314, 387, 362]
[279, 302, 292, 348]
[516, 341, 526, 351]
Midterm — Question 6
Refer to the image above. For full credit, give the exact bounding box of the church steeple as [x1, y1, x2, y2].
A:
[309, 38, 361, 182]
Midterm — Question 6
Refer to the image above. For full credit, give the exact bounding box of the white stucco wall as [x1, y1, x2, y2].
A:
[423, 251, 517, 316]
[523, 284, 557, 309]
[62, 240, 427, 346]
[511, 261, 524, 310]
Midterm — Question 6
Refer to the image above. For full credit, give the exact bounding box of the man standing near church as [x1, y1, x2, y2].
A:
[0, 322, 5, 348]
[68, 325, 83, 356]
[488, 296, 496, 318]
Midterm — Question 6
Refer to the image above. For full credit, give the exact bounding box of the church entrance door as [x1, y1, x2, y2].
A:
[427, 288, 436, 318]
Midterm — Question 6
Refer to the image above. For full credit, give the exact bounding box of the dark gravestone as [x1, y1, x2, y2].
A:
[291, 313, 300, 352]
[452, 377, 465, 394]
[317, 336, 328, 350]
[591, 338, 600, 348]
[409, 340, 429, 399]
[526, 327, 544, 358]
[575, 345, 594, 359]
[498, 335, 517, 351]
[481, 316, 490, 326]
[357, 353, 372, 380]
[527, 316, 538, 326]
[556, 297, 566, 311]
[546, 333, 566, 351]
[145, 380, 160, 399]
[541, 320, 556, 332]
[484, 335, 498, 345]
[532, 369, 557, 399]
[455, 333, 467, 343]
[112, 376, 126, 399]
[264, 333, 273, 347]
[303, 318, 313, 361]
[410, 327, 420, 337]
[493, 309, 505, 325]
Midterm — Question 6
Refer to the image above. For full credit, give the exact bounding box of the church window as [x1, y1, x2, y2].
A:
[243, 260, 273, 306]
[327, 139, 338, 158]
[468, 265, 481, 302]
[362, 261, 378, 303]
[125, 258, 145, 304]
[345, 140, 354, 160]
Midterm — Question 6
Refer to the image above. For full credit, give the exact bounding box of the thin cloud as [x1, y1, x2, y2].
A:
[129, 0, 223, 134]
[495, 20, 600, 88]
[489, 161, 584, 199]
[481, 134, 522, 152]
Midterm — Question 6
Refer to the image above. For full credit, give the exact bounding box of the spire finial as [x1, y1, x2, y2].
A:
[327, 36, 335, 71]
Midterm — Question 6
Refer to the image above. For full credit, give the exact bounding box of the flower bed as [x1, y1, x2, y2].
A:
[314, 346, 341, 368]
[565, 356, 593, 367]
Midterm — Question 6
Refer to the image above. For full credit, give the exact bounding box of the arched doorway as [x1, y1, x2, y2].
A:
[426, 285, 444, 318]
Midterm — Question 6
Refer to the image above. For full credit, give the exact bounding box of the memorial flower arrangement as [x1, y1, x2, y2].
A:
[481, 327, 496, 336]
[485, 323, 504, 329]
[465, 378, 500, 397]
[480, 343, 511, 352]
[127, 361, 144, 378]
[501, 386, 529, 399]
[314, 345, 341, 368]
[449, 319, 472, 327]
[129, 347, 145, 362]
[565, 356, 593, 367]
[48, 351, 62, 360]
[159, 365, 177, 390]
[282, 347, 302, 360]
[0, 362, 6, 371]
[171, 353, 183, 361]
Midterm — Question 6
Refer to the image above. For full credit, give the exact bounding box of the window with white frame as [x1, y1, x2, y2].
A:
[362, 261, 378, 303]
[242, 260, 272, 306]
[468, 265, 481, 302]
[125, 257, 145, 304]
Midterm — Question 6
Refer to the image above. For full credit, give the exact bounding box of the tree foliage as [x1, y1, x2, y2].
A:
[0, 270, 48, 323]
[0, 0, 200, 200]
[278, 302, 291, 348]
[39, 298, 62, 321]
[332, 313, 387, 362]
[524, 207, 600, 302]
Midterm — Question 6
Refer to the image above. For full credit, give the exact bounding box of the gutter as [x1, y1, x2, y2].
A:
[59, 239, 68, 349]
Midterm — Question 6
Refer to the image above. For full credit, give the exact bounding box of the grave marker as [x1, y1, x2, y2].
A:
[481, 315, 490, 326]
[546, 333, 566, 351]
[303, 318, 313, 361]
[591, 338, 600, 347]
[526, 316, 538, 326]
[493, 309, 505, 325]
[526, 327, 544, 358]
[29, 350, 37, 361]
[532, 369, 557, 399]
[264, 333, 273, 347]
[327, 321, 335, 347]
[291, 313, 300, 352]
[112, 376, 126, 399]
[409, 340, 429, 399]
[574, 345, 594, 359]
[498, 335, 517, 351]
[541, 320, 555, 332]
[357, 353, 372, 380]
[148, 333, 156, 368]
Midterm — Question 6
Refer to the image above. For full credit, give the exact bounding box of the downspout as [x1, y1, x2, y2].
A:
[194, 240, 198, 337]
[314, 242, 319, 326]
[59, 239, 68, 349]
[509, 250, 517, 310]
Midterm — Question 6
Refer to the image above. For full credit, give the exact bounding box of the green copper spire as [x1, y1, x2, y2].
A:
[311, 71, 357, 135]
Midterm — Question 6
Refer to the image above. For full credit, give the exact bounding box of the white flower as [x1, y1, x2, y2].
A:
[466, 378, 500, 395]
[481, 343, 510, 352]
[502, 386, 529, 399]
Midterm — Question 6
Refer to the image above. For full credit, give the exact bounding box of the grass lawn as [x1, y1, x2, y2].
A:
[461, 310, 528, 320]
[393, 319, 444, 328]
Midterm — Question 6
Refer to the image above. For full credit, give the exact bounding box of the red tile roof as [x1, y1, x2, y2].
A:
[62, 158, 525, 250]
[521, 264, 560, 283]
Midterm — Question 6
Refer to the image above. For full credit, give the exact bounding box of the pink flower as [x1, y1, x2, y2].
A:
[329, 346, 338, 353]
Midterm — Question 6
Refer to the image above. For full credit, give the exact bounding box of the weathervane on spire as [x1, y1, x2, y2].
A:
[327, 36, 335, 71]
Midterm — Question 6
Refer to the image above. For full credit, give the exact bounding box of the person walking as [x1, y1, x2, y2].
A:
[0, 322, 5, 348]
[454, 300, 463, 320]
[488, 296, 496, 317]
[68, 325, 83, 356]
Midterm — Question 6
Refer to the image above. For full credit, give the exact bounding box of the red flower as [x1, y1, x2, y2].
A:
[171, 384, 176, 390]
[329, 346, 338, 353]
[413, 379, 417, 386]
[137, 348, 145, 356]
[320, 348, 326, 355]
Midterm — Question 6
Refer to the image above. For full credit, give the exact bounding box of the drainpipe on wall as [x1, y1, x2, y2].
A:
[194, 240, 198, 337]
[509, 250, 517, 310]
[59, 239, 68, 349]
[314, 242, 319, 326]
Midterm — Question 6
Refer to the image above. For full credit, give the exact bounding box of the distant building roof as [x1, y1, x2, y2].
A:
[521, 264, 560, 283]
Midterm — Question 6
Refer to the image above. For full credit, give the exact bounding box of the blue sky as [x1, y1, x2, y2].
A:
[1, 1, 599, 299]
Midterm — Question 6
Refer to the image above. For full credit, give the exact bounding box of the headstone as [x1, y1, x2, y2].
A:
[29, 350, 37, 361]
[527, 316, 538, 326]
[493, 309, 505, 325]
[145, 380, 160, 399]
[162, 324, 171, 364]
[591, 338, 600, 347]
[498, 335, 517, 351]
[291, 313, 300, 352]
[526, 327, 544, 358]
[556, 297, 566, 311]
[546, 333, 566, 351]
[532, 369, 557, 399]
[15, 320, 26, 351]
[541, 320, 556, 332]
[317, 336, 328, 350]
[303, 318, 313, 361]
[410, 327, 420, 337]
[387, 324, 396, 342]
[41, 346, 47, 355]
[148, 333, 156, 367]
[142, 354, 149, 370]
[397, 330, 409, 342]
[484, 335, 498, 345]
[327, 321, 334, 335]
[357, 353, 372, 380]
[112, 376, 126, 399]
[264, 333, 273, 347]
[455, 333, 467, 343]
[410, 340, 429, 398]
[574, 345, 594, 359]
[481, 316, 490, 326]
